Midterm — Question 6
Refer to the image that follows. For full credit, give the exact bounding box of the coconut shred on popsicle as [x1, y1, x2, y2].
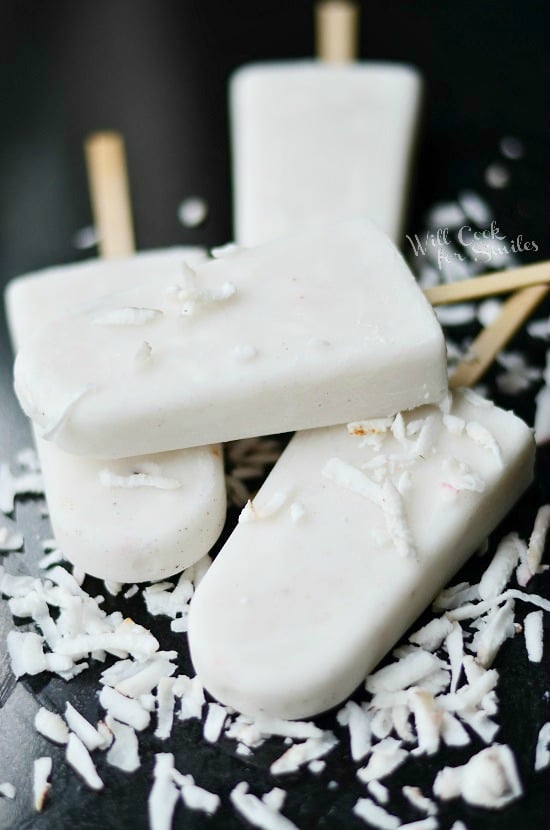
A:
[5, 135, 226, 582]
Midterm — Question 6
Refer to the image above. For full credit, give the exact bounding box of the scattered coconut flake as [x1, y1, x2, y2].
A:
[441, 669, 499, 713]
[499, 136, 524, 160]
[33, 756, 52, 812]
[323, 457, 382, 505]
[16, 447, 40, 471]
[337, 700, 372, 761]
[479, 533, 524, 599]
[270, 733, 337, 776]
[38, 548, 64, 569]
[356, 738, 408, 783]
[66, 733, 103, 791]
[441, 712, 470, 747]
[449, 589, 550, 621]
[203, 702, 227, 743]
[178, 196, 208, 227]
[476, 599, 516, 667]
[449, 823, 467, 830]
[524, 611, 543, 662]
[253, 715, 323, 742]
[371, 709, 394, 740]
[0, 783, 16, 799]
[399, 819, 438, 830]
[123, 584, 139, 600]
[402, 786, 438, 816]
[445, 623, 464, 694]
[433, 744, 522, 809]
[174, 675, 205, 721]
[426, 202, 465, 229]
[105, 716, 140, 772]
[65, 702, 104, 751]
[99, 468, 182, 490]
[353, 797, 400, 829]
[143, 573, 193, 620]
[35, 707, 70, 744]
[392, 704, 415, 743]
[409, 617, 454, 652]
[526, 505, 550, 579]
[308, 760, 325, 774]
[99, 686, 150, 731]
[171, 769, 220, 815]
[465, 422, 503, 467]
[148, 753, 179, 830]
[485, 162, 510, 189]
[435, 304, 477, 326]
[534, 722, 550, 771]
[92, 307, 162, 326]
[459, 710, 499, 744]
[366, 651, 441, 694]
[0, 525, 23, 552]
[440, 457, 485, 499]
[7, 630, 48, 677]
[367, 780, 389, 804]
[380, 478, 416, 558]
[155, 676, 176, 739]
[442, 413, 465, 436]
[528, 317, 550, 340]
[409, 689, 441, 755]
[478, 298, 502, 327]
[0, 462, 44, 514]
[230, 782, 298, 830]
[458, 190, 492, 226]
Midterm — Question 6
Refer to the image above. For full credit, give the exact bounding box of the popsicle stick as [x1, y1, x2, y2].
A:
[449, 284, 549, 389]
[84, 131, 135, 259]
[315, 1, 359, 62]
[425, 261, 550, 306]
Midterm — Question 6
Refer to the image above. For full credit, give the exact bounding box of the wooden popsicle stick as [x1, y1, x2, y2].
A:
[315, 1, 359, 62]
[425, 261, 550, 306]
[449, 284, 549, 389]
[84, 131, 135, 259]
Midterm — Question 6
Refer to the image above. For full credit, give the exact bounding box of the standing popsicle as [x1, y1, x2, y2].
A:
[4, 134, 226, 583]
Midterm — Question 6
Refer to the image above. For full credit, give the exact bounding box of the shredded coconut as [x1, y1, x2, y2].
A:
[433, 744, 522, 809]
[66, 733, 103, 790]
[35, 707, 69, 744]
[524, 610, 543, 662]
[203, 702, 227, 743]
[534, 722, 550, 771]
[33, 757, 52, 812]
[337, 700, 372, 761]
[148, 753, 179, 830]
[402, 785, 438, 816]
[353, 797, 400, 829]
[230, 782, 297, 830]
[105, 716, 140, 772]
[270, 733, 337, 775]
[356, 738, 408, 783]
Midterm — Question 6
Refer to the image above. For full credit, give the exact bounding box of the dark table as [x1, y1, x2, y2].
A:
[0, 1, 548, 828]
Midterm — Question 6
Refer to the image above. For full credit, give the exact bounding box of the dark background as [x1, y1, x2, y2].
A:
[0, 1, 548, 828]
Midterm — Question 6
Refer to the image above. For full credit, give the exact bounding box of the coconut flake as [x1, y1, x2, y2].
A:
[252, 715, 323, 742]
[337, 701, 372, 761]
[479, 533, 524, 599]
[65, 702, 104, 751]
[171, 769, 220, 815]
[465, 422, 503, 467]
[148, 753, 179, 830]
[525, 505, 550, 579]
[0, 462, 44, 514]
[367, 780, 389, 804]
[366, 651, 441, 694]
[92, 307, 162, 326]
[174, 675, 205, 721]
[322, 458, 382, 504]
[524, 611, 543, 662]
[270, 733, 337, 776]
[289, 502, 305, 523]
[230, 782, 298, 830]
[534, 722, 550, 771]
[155, 676, 176, 739]
[436, 304, 477, 326]
[99, 685, 150, 731]
[203, 702, 227, 743]
[33, 757, 52, 812]
[356, 738, 408, 783]
[0, 783, 16, 799]
[409, 689, 442, 755]
[476, 599, 516, 667]
[353, 798, 400, 829]
[409, 617, 454, 652]
[0, 525, 23, 551]
[35, 707, 70, 744]
[99, 468, 182, 490]
[441, 712, 470, 747]
[444, 623, 463, 694]
[380, 478, 416, 558]
[433, 744, 522, 809]
[402, 786, 438, 816]
[66, 733, 103, 790]
[105, 716, 140, 772]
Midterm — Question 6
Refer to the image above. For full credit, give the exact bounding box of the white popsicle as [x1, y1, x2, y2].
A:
[188, 390, 534, 719]
[13, 218, 447, 459]
[5, 249, 226, 583]
[230, 60, 421, 246]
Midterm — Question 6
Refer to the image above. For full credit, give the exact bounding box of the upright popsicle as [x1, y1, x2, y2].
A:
[5, 134, 226, 583]
[13, 217, 447, 458]
[230, 1, 421, 245]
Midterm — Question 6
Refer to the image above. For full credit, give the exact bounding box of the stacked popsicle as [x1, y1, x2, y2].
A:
[6, 2, 546, 721]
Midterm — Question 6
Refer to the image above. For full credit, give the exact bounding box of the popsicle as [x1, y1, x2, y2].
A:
[6, 249, 227, 583]
[188, 389, 535, 719]
[13, 217, 448, 459]
[230, 2, 421, 245]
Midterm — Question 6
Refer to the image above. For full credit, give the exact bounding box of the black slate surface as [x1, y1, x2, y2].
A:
[0, 1, 549, 828]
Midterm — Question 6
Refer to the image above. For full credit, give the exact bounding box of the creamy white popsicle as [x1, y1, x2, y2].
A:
[6, 248, 226, 583]
[230, 61, 421, 246]
[13, 218, 447, 459]
[188, 390, 535, 719]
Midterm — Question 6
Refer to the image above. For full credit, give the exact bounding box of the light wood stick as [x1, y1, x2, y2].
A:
[316, 1, 359, 62]
[449, 284, 548, 389]
[425, 261, 550, 306]
[84, 131, 135, 259]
